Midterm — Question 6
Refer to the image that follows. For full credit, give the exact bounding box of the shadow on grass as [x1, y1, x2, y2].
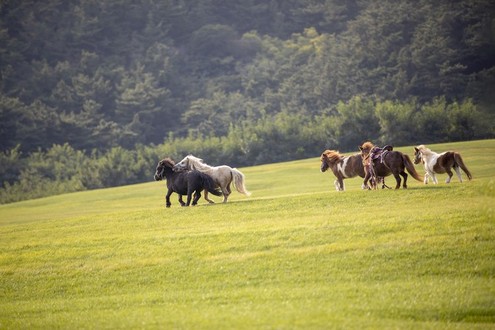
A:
[406, 185, 455, 191]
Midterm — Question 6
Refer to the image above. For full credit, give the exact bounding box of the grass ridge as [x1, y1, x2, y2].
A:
[1, 140, 494, 329]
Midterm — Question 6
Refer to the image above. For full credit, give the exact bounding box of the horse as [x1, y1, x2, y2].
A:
[320, 150, 367, 191]
[154, 158, 222, 207]
[359, 141, 422, 189]
[413, 145, 472, 184]
[173, 155, 251, 203]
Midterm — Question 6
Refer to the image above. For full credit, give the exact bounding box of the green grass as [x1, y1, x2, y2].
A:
[1, 140, 494, 329]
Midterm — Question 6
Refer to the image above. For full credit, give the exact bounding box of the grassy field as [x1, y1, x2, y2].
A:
[1, 140, 494, 329]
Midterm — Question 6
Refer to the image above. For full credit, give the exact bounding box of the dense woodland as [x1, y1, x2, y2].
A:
[1, 0, 495, 203]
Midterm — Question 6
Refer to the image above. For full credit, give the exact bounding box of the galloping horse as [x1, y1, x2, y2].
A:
[413, 145, 472, 184]
[154, 158, 222, 207]
[320, 150, 366, 191]
[173, 155, 251, 203]
[359, 142, 422, 189]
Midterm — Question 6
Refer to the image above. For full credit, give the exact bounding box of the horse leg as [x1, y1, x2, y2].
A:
[431, 172, 438, 184]
[445, 168, 454, 183]
[335, 176, 344, 191]
[370, 177, 376, 190]
[203, 191, 215, 204]
[185, 192, 192, 206]
[424, 172, 429, 184]
[165, 190, 173, 208]
[191, 190, 201, 206]
[393, 173, 401, 189]
[401, 171, 408, 189]
[178, 195, 186, 207]
[454, 165, 463, 182]
[380, 177, 391, 189]
[363, 173, 371, 190]
[221, 185, 231, 203]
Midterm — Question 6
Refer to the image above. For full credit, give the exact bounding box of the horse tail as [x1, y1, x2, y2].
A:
[453, 153, 472, 180]
[231, 168, 251, 196]
[200, 173, 223, 196]
[402, 154, 423, 182]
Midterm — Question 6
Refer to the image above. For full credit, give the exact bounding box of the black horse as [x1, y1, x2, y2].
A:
[154, 158, 222, 207]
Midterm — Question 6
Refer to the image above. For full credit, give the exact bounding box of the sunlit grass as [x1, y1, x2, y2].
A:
[0, 140, 494, 328]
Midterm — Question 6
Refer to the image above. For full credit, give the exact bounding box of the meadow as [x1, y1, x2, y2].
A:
[0, 140, 494, 329]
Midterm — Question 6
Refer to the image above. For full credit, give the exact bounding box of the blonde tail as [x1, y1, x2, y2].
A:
[231, 168, 251, 196]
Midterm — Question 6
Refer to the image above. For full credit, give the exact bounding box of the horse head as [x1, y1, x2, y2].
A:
[154, 158, 175, 181]
[320, 153, 330, 172]
[173, 156, 191, 172]
[320, 150, 341, 172]
[413, 145, 426, 164]
[359, 141, 374, 160]
[174, 154, 205, 172]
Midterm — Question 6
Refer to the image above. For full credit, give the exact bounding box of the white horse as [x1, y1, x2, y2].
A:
[413, 145, 472, 184]
[173, 155, 251, 203]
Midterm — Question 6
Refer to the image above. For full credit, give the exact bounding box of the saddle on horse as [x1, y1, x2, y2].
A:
[370, 145, 393, 163]
[364, 145, 393, 189]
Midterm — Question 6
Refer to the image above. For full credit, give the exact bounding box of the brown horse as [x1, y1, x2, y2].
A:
[359, 142, 422, 189]
[413, 145, 472, 184]
[320, 150, 366, 191]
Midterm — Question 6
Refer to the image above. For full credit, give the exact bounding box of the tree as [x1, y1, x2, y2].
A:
[333, 96, 380, 150]
[375, 100, 417, 146]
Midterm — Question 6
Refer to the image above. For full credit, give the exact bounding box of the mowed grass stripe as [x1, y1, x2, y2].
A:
[0, 140, 494, 329]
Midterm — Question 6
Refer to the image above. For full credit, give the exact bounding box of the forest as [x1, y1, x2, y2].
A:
[1, 0, 494, 203]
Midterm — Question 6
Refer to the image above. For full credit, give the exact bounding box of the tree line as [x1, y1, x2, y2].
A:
[1, 97, 491, 204]
[1, 0, 494, 203]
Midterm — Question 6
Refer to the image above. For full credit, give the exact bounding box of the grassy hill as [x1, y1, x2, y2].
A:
[1, 140, 494, 329]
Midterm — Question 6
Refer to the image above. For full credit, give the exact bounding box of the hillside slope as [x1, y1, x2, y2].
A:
[0, 140, 494, 328]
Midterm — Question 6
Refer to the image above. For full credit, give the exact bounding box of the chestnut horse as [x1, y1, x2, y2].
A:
[359, 142, 422, 189]
[413, 145, 472, 184]
[320, 150, 366, 191]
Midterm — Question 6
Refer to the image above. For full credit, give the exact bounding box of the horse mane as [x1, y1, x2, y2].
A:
[161, 158, 175, 168]
[360, 141, 374, 151]
[321, 150, 343, 163]
[415, 145, 430, 152]
[186, 155, 213, 171]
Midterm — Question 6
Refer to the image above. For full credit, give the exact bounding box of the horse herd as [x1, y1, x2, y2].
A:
[321, 142, 472, 191]
[154, 143, 472, 207]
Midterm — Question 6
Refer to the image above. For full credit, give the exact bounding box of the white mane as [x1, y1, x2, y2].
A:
[185, 155, 214, 171]
[416, 145, 434, 155]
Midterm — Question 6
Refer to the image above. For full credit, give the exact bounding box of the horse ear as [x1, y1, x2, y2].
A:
[414, 147, 419, 152]
[358, 146, 363, 151]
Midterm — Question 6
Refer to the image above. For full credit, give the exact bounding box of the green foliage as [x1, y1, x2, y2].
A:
[333, 96, 380, 149]
[2, 0, 494, 153]
[0, 145, 22, 187]
[375, 99, 416, 146]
